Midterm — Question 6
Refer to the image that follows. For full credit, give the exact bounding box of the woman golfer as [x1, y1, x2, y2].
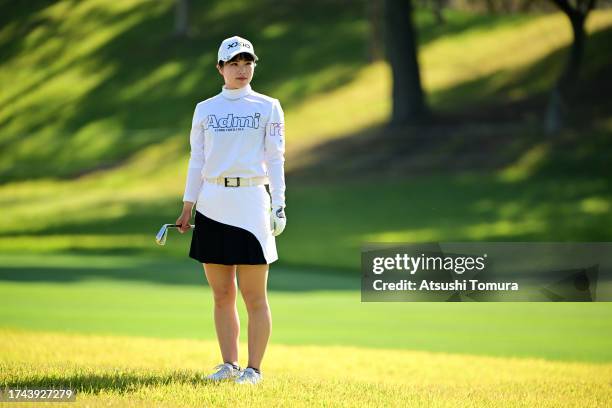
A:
[176, 35, 286, 385]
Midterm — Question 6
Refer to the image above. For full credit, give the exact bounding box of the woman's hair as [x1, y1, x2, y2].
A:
[218, 52, 256, 67]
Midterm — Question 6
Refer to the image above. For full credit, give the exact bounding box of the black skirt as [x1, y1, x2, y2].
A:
[189, 210, 267, 265]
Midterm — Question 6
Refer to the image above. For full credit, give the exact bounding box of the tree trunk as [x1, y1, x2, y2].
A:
[485, 0, 497, 14]
[520, 0, 536, 12]
[545, 0, 596, 134]
[367, 0, 384, 62]
[432, 0, 446, 25]
[384, 0, 428, 125]
[175, 0, 190, 37]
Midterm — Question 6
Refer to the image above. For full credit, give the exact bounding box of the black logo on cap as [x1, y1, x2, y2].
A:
[227, 41, 251, 50]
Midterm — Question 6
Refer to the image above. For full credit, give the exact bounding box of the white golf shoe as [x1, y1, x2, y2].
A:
[204, 363, 241, 381]
[235, 367, 263, 384]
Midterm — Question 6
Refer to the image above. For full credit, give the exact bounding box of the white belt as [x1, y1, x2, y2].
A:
[204, 176, 269, 187]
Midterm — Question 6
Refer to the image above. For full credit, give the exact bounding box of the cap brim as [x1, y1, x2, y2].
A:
[220, 49, 258, 62]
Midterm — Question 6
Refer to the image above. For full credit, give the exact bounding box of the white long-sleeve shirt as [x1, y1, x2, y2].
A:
[182, 84, 286, 208]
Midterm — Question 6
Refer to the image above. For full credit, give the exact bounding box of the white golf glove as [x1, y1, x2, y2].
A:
[270, 206, 286, 237]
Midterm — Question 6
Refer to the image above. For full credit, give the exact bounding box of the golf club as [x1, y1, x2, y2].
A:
[155, 224, 194, 246]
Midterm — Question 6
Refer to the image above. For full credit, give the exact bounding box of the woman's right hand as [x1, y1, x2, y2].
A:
[176, 202, 194, 233]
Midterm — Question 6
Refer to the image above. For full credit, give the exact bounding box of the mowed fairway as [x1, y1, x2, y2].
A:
[1, 253, 612, 362]
[1, 329, 611, 407]
[1, 253, 612, 406]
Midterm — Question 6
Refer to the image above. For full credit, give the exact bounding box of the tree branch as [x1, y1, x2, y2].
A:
[585, 0, 597, 14]
[551, 0, 598, 17]
[551, 0, 574, 16]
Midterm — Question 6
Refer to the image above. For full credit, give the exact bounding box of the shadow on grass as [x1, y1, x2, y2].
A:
[431, 26, 612, 118]
[3, 369, 228, 394]
[1, 173, 610, 283]
[0, 254, 358, 291]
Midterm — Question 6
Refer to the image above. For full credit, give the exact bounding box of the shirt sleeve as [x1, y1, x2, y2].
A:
[182, 106, 205, 203]
[264, 99, 286, 208]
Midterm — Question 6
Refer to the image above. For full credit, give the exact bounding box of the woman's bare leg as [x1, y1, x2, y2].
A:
[237, 264, 271, 371]
[203, 263, 239, 365]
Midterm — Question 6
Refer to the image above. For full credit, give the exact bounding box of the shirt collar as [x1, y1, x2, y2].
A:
[221, 84, 252, 100]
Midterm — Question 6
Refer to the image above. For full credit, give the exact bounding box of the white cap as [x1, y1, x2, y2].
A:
[217, 36, 258, 63]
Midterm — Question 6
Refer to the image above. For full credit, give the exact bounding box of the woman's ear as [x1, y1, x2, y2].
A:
[216, 64, 223, 76]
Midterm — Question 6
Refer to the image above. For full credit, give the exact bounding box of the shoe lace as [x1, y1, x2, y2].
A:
[239, 368, 257, 380]
[213, 363, 232, 374]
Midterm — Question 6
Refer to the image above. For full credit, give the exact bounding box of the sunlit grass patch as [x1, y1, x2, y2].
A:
[1, 329, 611, 407]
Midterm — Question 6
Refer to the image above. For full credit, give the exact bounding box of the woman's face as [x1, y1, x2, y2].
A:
[217, 59, 255, 89]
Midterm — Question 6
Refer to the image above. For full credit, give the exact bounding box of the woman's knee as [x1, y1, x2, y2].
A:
[237, 264, 269, 311]
[240, 290, 269, 312]
[212, 284, 237, 306]
[203, 264, 237, 306]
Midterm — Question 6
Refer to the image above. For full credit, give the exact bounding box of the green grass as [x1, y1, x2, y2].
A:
[1, 253, 611, 363]
[1, 329, 611, 407]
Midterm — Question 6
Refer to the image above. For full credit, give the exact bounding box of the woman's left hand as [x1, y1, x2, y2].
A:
[270, 206, 286, 236]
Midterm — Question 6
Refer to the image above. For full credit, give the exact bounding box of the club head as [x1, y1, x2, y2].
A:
[155, 224, 171, 246]
[155, 224, 194, 246]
